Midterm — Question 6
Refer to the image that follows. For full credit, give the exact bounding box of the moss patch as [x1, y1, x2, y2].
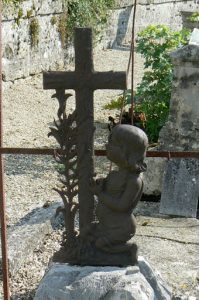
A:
[29, 18, 40, 47]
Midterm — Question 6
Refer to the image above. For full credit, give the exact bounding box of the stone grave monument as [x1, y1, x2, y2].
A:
[159, 35, 199, 218]
[34, 28, 172, 300]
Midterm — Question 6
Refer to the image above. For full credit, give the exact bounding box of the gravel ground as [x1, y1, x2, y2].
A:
[1, 48, 130, 299]
[1, 48, 199, 299]
[3, 48, 130, 227]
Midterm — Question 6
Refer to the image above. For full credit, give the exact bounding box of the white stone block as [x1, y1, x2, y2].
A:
[189, 29, 199, 46]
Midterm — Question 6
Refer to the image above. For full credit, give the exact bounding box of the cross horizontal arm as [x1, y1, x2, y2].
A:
[43, 71, 76, 90]
[91, 71, 127, 90]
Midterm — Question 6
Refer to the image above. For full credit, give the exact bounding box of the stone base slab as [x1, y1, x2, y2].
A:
[53, 241, 138, 267]
[34, 256, 172, 300]
[0, 202, 61, 275]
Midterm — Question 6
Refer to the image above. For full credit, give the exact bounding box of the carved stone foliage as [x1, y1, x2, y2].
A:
[49, 89, 79, 241]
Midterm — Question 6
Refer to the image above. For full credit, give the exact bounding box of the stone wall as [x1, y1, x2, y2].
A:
[2, 0, 71, 82]
[102, 0, 199, 86]
[104, 0, 198, 47]
[2, 0, 199, 82]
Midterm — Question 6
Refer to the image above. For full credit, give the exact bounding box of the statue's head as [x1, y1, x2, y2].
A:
[106, 125, 148, 173]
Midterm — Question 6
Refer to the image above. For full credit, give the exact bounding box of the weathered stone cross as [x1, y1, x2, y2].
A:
[43, 28, 127, 232]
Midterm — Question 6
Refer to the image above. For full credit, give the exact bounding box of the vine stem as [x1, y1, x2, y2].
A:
[111, 0, 138, 173]
[119, 0, 138, 125]
[131, 0, 138, 125]
[0, 0, 10, 298]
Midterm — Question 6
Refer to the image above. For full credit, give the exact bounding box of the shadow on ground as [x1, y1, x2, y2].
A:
[11, 288, 36, 300]
[4, 155, 57, 177]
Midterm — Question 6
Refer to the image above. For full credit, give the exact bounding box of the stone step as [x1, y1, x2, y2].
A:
[0, 202, 62, 276]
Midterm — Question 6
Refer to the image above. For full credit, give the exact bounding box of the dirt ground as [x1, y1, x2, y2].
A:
[134, 201, 199, 299]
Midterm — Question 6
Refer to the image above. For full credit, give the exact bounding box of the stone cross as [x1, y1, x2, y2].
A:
[43, 28, 127, 231]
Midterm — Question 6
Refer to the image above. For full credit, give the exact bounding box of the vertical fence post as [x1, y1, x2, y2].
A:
[0, 1, 10, 299]
[131, 0, 138, 125]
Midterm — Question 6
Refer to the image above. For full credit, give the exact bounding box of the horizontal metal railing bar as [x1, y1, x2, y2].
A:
[0, 147, 198, 158]
[146, 151, 199, 158]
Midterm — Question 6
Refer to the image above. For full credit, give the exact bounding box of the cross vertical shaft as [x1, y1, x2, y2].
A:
[75, 28, 95, 230]
[43, 27, 127, 234]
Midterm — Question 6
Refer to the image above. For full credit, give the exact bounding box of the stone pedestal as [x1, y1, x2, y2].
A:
[34, 257, 172, 300]
[159, 44, 199, 151]
[159, 44, 199, 217]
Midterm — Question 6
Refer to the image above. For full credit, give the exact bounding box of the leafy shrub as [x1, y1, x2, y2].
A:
[104, 90, 132, 110]
[135, 25, 190, 142]
[136, 25, 190, 105]
[104, 91, 169, 143]
[29, 18, 40, 47]
[134, 99, 169, 143]
[188, 12, 199, 22]
[104, 25, 190, 143]
[65, 0, 115, 40]
[3, 0, 23, 4]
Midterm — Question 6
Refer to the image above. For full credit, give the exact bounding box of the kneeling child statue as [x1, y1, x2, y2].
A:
[90, 124, 148, 265]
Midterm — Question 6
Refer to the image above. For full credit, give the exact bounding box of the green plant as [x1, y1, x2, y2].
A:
[3, 0, 23, 4]
[58, 13, 67, 47]
[135, 100, 169, 143]
[104, 25, 190, 143]
[105, 93, 169, 143]
[135, 25, 190, 141]
[104, 91, 169, 143]
[26, 9, 34, 19]
[104, 89, 134, 110]
[104, 94, 126, 110]
[15, 7, 23, 25]
[29, 18, 40, 47]
[188, 12, 199, 22]
[3, 0, 20, 2]
[136, 25, 190, 105]
[51, 16, 57, 26]
[64, 0, 115, 40]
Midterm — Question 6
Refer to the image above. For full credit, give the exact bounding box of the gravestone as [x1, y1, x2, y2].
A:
[159, 41, 199, 217]
[44, 28, 149, 266]
[160, 159, 199, 218]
